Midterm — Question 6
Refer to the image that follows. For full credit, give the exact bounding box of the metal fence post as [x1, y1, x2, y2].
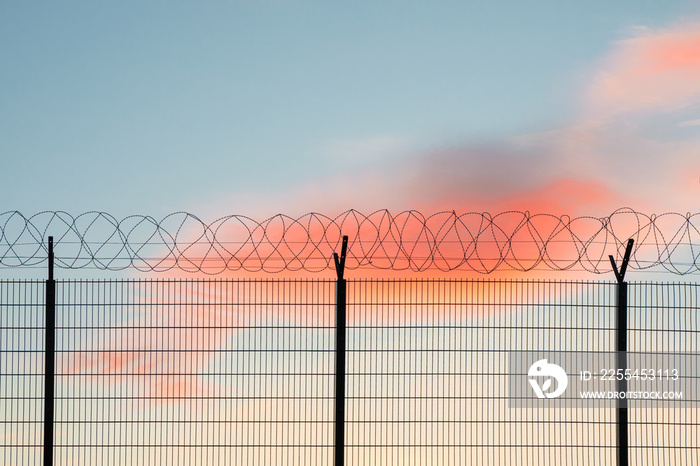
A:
[609, 238, 633, 466]
[44, 237, 56, 466]
[333, 236, 348, 466]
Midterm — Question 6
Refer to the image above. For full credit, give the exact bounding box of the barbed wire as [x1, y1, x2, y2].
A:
[0, 209, 698, 275]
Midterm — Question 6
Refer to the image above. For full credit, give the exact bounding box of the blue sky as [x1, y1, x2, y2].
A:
[2, 1, 698, 219]
[2, 2, 700, 280]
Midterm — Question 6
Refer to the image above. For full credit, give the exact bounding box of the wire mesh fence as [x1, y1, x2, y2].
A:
[1, 279, 698, 465]
[627, 282, 699, 464]
[345, 279, 619, 465]
[0, 280, 45, 464]
[55, 279, 336, 465]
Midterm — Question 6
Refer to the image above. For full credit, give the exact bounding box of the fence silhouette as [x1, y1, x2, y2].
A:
[1, 278, 698, 465]
[1, 209, 699, 274]
[1, 211, 699, 465]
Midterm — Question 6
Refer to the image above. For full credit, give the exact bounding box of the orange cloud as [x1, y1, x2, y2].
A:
[62, 300, 234, 401]
[177, 21, 700, 279]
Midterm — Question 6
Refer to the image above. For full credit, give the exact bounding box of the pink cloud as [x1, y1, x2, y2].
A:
[586, 22, 700, 118]
[526, 21, 700, 214]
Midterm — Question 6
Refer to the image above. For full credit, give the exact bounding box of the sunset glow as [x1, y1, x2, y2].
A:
[2, 3, 700, 465]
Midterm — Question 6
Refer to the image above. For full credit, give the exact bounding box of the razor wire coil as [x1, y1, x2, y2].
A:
[1, 209, 698, 275]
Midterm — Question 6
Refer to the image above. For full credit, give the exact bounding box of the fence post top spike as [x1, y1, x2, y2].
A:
[334, 235, 349, 280]
[610, 238, 634, 283]
[609, 255, 622, 283]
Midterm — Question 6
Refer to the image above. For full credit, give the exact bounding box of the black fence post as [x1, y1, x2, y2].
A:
[44, 237, 56, 466]
[609, 238, 634, 466]
[333, 235, 348, 466]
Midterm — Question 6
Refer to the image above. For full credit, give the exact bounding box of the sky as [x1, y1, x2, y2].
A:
[2, 2, 700, 279]
[2, 4, 699, 464]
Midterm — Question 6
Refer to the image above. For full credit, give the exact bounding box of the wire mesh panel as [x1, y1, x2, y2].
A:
[1, 278, 698, 465]
[628, 282, 699, 465]
[53, 279, 335, 465]
[0, 280, 45, 465]
[345, 279, 619, 465]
